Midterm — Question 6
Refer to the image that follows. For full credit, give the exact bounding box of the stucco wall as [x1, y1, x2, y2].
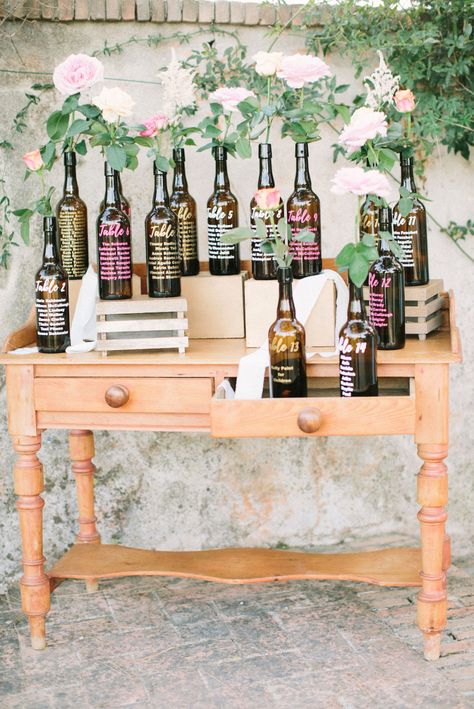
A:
[0, 15, 473, 592]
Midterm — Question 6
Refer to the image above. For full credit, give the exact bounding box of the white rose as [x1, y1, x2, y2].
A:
[93, 87, 135, 123]
[252, 51, 283, 77]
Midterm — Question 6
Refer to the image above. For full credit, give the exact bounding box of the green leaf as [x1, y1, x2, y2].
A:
[75, 140, 87, 156]
[134, 136, 154, 147]
[220, 227, 253, 243]
[349, 252, 370, 288]
[335, 104, 351, 124]
[398, 197, 413, 217]
[13, 208, 33, 218]
[361, 234, 376, 247]
[106, 144, 127, 172]
[46, 111, 70, 141]
[260, 241, 274, 254]
[277, 218, 288, 241]
[155, 155, 171, 173]
[255, 218, 266, 240]
[399, 185, 411, 198]
[235, 137, 252, 160]
[78, 104, 101, 119]
[67, 119, 90, 137]
[40, 141, 56, 168]
[335, 242, 356, 267]
[20, 218, 30, 245]
[61, 94, 79, 115]
[126, 155, 139, 171]
[293, 228, 315, 242]
[335, 84, 350, 94]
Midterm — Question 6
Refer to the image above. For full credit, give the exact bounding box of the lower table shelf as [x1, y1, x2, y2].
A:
[48, 544, 422, 588]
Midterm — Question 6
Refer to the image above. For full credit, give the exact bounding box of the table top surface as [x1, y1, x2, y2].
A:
[0, 328, 462, 367]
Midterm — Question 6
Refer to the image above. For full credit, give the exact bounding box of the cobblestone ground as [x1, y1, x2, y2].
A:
[1, 537, 473, 708]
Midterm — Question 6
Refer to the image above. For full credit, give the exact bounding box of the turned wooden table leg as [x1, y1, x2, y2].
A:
[13, 434, 50, 650]
[417, 444, 448, 661]
[69, 430, 101, 593]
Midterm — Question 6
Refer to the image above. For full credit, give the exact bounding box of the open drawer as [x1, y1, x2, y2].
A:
[211, 377, 415, 438]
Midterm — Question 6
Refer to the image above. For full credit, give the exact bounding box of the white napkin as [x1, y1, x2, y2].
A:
[66, 265, 98, 353]
[234, 269, 348, 400]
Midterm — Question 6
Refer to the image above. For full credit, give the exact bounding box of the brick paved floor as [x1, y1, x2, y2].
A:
[1, 539, 473, 708]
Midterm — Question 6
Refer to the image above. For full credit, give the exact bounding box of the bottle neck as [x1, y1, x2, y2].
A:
[173, 160, 188, 193]
[153, 171, 170, 206]
[43, 225, 59, 262]
[378, 220, 392, 255]
[64, 163, 79, 196]
[258, 156, 275, 188]
[294, 155, 311, 189]
[214, 157, 230, 191]
[277, 270, 296, 318]
[348, 282, 367, 320]
[401, 161, 416, 191]
[103, 174, 119, 208]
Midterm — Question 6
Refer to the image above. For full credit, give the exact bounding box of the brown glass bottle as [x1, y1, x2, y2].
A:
[35, 216, 71, 353]
[145, 164, 181, 298]
[170, 148, 199, 277]
[359, 196, 378, 243]
[100, 170, 130, 218]
[97, 162, 132, 300]
[251, 143, 284, 280]
[287, 142, 321, 278]
[207, 146, 240, 276]
[338, 282, 378, 397]
[268, 267, 307, 398]
[368, 207, 406, 350]
[56, 151, 88, 279]
[392, 155, 429, 286]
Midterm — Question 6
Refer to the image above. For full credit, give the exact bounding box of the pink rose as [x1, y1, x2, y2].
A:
[331, 167, 391, 199]
[53, 53, 104, 96]
[209, 87, 256, 112]
[255, 187, 281, 211]
[338, 107, 388, 155]
[139, 113, 169, 137]
[22, 149, 43, 171]
[394, 89, 416, 113]
[277, 54, 331, 89]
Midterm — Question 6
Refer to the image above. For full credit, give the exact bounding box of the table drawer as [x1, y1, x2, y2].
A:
[34, 377, 213, 415]
[211, 381, 415, 438]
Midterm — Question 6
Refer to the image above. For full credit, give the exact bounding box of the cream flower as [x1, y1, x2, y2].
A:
[364, 50, 400, 110]
[93, 87, 135, 123]
[252, 51, 283, 77]
[159, 50, 196, 121]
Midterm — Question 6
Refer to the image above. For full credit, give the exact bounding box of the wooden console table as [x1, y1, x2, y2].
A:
[0, 289, 461, 661]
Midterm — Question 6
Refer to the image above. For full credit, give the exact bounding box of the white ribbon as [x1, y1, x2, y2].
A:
[66, 265, 98, 353]
[234, 269, 348, 400]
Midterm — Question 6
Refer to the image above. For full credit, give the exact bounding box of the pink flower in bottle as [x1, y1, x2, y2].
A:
[338, 107, 388, 155]
[254, 187, 281, 211]
[208, 87, 256, 112]
[53, 54, 104, 96]
[22, 149, 43, 171]
[331, 167, 391, 199]
[139, 113, 169, 137]
[277, 54, 331, 89]
[394, 89, 416, 113]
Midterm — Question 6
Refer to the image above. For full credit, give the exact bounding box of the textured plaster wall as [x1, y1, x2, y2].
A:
[0, 20, 473, 592]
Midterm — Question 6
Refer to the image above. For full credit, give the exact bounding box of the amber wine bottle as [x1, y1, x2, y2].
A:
[170, 148, 199, 276]
[35, 216, 71, 353]
[100, 170, 130, 218]
[359, 196, 378, 243]
[268, 267, 307, 398]
[145, 164, 181, 297]
[251, 143, 284, 280]
[287, 142, 321, 278]
[207, 146, 240, 276]
[368, 207, 406, 350]
[392, 155, 429, 286]
[338, 282, 378, 397]
[97, 162, 132, 300]
[56, 151, 88, 279]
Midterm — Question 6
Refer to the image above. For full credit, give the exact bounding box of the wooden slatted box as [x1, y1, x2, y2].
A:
[96, 295, 188, 356]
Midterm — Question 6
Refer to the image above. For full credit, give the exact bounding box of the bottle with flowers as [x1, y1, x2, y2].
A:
[222, 187, 314, 397]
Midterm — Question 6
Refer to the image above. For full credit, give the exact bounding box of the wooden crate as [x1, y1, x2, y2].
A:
[364, 279, 444, 341]
[96, 296, 188, 356]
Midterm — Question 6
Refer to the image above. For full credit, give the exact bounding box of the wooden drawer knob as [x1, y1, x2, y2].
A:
[297, 407, 322, 434]
[105, 384, 129, 408]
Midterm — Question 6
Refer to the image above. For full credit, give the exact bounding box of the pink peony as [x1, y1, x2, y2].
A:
[331, 167, 391, 199]
[139, 113, 169, 137]
[22, 149, 43, 171]
[277, 54, 331, 89]
[255, 187, 281, 211]
[209, 87, 255, 112]
[394, 89, 416, 113]
[53, 53, 104, 96]
[338, 107, 388, 155]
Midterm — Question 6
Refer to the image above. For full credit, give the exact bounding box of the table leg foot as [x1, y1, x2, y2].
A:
[13, 434, 50, 651]
[29, 616, 47, 650]
[85, 579, 99, 594]
[423, 632, 441, 661]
